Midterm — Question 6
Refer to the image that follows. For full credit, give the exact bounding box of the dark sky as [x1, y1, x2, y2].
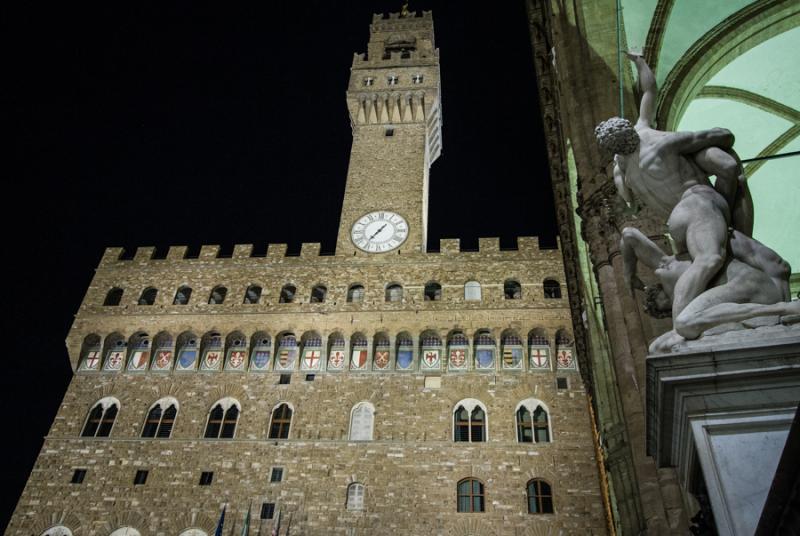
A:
[3, 1, 554, 528]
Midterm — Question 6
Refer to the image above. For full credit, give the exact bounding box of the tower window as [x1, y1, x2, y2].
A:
[504, 280, 522, 299]
[385, 128, 394, 137]
[81, 398, 119, 438]
[279, 373, 291, 385]
[71, 469, 87, 484]
[412, 74, 423, 84]
[310, 285, 327, 303]
[527, 479, 554, 514]
[347, 482, 365, 511]
[138, 287, 158, 305]
[387, 75, 398, 85]
[269, 403, 293, 439]
[244, 285, 262, 304]
[103, 287, 124, 306]
[453, 400, 487, 442]
[133, 470, 149, 485]
[204, 399, 240, 439]
[260, 502, 276, 519]
[556, 377, 568, 390]
[457, 478, 485, 513]
[543, 279, 562, 299]
[208, 286, 227, 304]
[271, 467, 284, 483]
[424, 281, 442, 301]
[199, 471, 214, 486]
[141, 399, 178, 438]
[173, 286, 192, 305]
[279, 284, 296, 303]
[347, 284, 365, 303]
[363, 77, 374, 87]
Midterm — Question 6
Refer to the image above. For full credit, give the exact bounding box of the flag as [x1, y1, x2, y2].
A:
[214, 504, 226, 536]
[271, 508, 281, 536]
[241, 504, 251, 536]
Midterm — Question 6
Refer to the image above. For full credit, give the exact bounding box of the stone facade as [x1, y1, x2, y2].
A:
[8, 9, 606, 536]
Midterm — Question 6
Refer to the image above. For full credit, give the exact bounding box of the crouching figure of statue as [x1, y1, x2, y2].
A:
[596, 52, 797, 352]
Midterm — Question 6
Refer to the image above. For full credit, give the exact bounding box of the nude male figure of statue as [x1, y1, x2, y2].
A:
[595, 52, 754, 322]
[620, 226, 796, 352]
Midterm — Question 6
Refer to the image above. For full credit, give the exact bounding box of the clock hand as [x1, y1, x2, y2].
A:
[369, 224, 388, 240]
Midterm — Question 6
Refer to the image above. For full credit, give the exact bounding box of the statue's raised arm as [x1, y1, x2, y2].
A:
[626, 52, 656, 129]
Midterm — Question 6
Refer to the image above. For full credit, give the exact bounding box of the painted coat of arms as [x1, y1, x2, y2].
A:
[421, 350, 439, 369]
[449, 349, 466, 368]
[557, 348, 574, 369]
[374, 350, 390, 369]
[529, 347, 549, 369]
[396, 349, 413, 370]
[82, 351, 101, 371]
[104, 351, 125, 371]
[302, 350, 321, 370]
[250, 350, 271, 371]
[177, 349, 198, 370]
[153, 350, 173, 371]
[328, 350, 345, 370]
[228, 350, 246, 370]
[351, 349, 368, 370]
[475, 349, 494, 369]
[128, 350, 150, 371]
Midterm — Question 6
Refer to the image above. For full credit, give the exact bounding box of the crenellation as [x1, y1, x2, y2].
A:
[167, 245, 188, 260]
[300, 242, 321, 258]
[267, 243, 288, 258]
[232, 244, 253, 259]
[199, 245, 220, 260]
[439, 238, 460, 254]
[478, 237, 500, 253]
[133, 247, 155, 262]
[100, 247, 125, 266]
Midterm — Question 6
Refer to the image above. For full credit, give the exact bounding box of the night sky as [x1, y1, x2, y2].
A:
[3, 1, 554, 528]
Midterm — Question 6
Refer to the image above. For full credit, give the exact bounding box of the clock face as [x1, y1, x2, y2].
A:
[351, 211, 409, 253]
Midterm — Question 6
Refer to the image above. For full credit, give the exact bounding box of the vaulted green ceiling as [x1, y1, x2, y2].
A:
[620, 0, 799, 271]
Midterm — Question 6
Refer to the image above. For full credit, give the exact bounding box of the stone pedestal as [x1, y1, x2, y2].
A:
[646, 325, 800, 536]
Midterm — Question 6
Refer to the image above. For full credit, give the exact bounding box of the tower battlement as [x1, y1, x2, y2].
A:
[99, 237, 559, 268]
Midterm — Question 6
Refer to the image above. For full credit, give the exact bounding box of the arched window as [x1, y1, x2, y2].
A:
[279, 284, 296, 303]
[208, 286, 227, 304]
[457, 478, 485, 512]
[527, 479, 554, 513]
[103, 287, 123, 306]
[41, 527, 73, 536]
[424, 281, 442, 301]
[268, 403, 293, 439]
[204, 399, 240, 439]
[138, 287, 157, 305]
[81, 398, 119, 438]
[385, 283, 403, 302]
[347, 284, 365, 303]
[504, 280, 522, 299]
[347, 482, 365, 511]
[516, 399, 551, 443]
[142, 398, 178, 438]
[244, 285, 262, 304]
[178, 531, 208, 536]
[173, 286, 192, 305]
[453, 399, 487, 442]
[310, 285, 327, 303]
[349, 402, 375, 441]
[543, 279, 562, 299]
[464, 281, 481, 301]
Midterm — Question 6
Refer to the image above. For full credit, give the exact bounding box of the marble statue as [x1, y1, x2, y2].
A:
[619, 227, 797, 352]
[596, 53, 795, 350]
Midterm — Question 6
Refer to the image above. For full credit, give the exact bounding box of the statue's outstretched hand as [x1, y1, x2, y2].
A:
[624, 50, 644, 62]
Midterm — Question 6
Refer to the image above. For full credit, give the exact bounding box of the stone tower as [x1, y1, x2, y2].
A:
[336, 12, 442, 255]
[8, 9, 608, 536]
